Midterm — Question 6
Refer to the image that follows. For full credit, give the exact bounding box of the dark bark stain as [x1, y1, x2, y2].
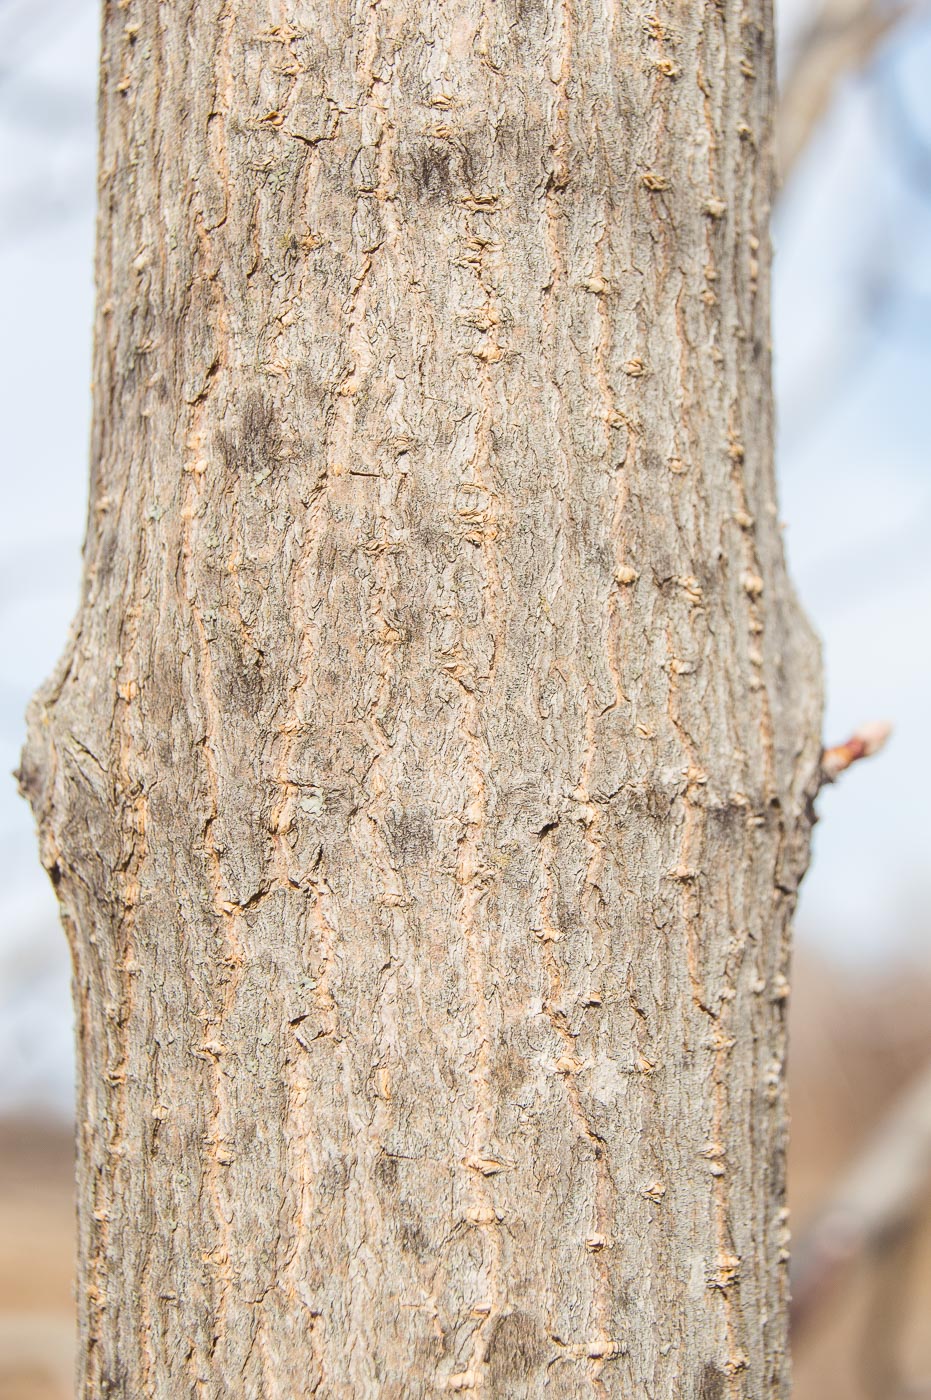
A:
[216, 391, 280, 477]
[485, 1310, 547, 1390]
[697, 1362, 726, 1400]
[374, 1152, 399, 1190]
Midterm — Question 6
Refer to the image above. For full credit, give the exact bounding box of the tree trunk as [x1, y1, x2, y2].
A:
[20, 1, 822, 1395]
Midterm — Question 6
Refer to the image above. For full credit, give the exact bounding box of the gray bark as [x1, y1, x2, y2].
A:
[20, 1, 822, 1395]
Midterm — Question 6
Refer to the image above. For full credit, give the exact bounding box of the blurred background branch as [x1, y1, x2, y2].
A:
[792, 1057, 931, 1334]
[778, 0, 918, 183]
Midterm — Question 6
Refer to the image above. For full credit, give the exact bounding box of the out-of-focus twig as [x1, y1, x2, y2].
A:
[778, 0, 913, 185]
[861, 1218, 919, 1400]
[821, 719, 892, 783]
[791, 1055, 931, 1336]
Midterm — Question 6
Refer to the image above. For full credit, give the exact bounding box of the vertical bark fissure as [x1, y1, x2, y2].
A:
[20, 2, 823, 1395]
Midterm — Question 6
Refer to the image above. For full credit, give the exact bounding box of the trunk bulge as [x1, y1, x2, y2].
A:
[21, 1, 822, 1395]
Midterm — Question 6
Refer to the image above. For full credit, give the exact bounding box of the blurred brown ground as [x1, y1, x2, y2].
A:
[790, 952, 931, 1399]
[0, 1119, 73, 1400]
[1, 950, 930, 1399]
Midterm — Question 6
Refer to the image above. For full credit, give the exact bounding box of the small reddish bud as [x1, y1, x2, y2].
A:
[821, 721, 892, 783]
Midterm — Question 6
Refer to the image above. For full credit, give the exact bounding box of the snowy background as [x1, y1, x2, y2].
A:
[1, 0, 929, 1116]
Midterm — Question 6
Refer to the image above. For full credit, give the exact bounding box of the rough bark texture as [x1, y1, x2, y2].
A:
[20, 1, 822, 1395]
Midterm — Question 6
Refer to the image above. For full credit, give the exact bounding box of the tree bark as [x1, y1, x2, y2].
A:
[20, 1, 822, 1395]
